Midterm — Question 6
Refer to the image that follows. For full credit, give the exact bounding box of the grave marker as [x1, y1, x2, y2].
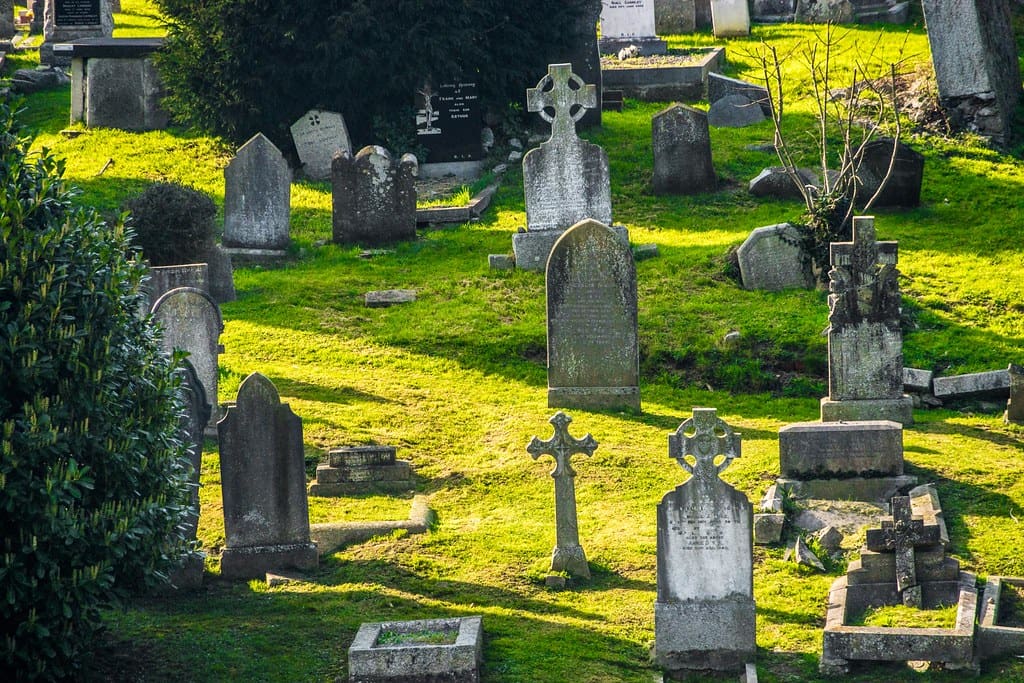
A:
[654, 408, 754, 674]
[41, 0, 113, 65]
[651, 103, 716, 195]
[223, 133, 291, 255]
[527, 412, 598, 580]
[290, 109, 351, 180]
[332, 145, 417, 245]
[599, 0, 667, 56]
[546, 219, 639, 411]
[865, 496, 940, 607]
[218, 373, 317, 579]
[170, 359, 210, 588]
[415, 81, 483, 176]
[709, 0, 749, 37]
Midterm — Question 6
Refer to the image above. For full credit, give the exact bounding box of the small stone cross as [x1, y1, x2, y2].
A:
[865, 495, 940, 606]
[528, 411, 598, 579]
[827, 215, 901, 330]
[829, 215, 898, 273]
[527, 63, 597, 142]
[668, 407, 740, 482]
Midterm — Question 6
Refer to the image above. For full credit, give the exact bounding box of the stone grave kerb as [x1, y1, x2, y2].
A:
[527, 411, 598, 580]
[865, 495, 940, 607]
[527, 63, 597, 144]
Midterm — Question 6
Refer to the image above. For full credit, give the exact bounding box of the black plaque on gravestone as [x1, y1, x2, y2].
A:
[415, 81, 482, 163]
[55, 0, 101, 26]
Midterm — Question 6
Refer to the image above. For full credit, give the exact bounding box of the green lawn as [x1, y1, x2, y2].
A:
[8, 13, 1024, 683]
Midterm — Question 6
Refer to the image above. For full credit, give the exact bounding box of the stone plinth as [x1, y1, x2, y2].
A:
[308, 446, 413, 496]
[779, 421, 903, 478]
[348, 616, 483, 683]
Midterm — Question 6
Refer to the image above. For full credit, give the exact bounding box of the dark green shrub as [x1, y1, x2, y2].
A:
[124, 182, 217, 266]
[0, 101, 194, 679]
[154, 0, 595, 154]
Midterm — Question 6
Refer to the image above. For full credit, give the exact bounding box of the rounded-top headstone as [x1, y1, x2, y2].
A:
[290, 109, 352, 180]
[707, 94, 765, 128]
[651, 103, 716, 195]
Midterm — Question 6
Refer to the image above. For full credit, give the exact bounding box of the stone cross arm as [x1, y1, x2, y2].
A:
[526, 63, 597, 141]
[668, 407, 740, 480]
[528, 411, 598, 478]
[865, 496, 939, 552]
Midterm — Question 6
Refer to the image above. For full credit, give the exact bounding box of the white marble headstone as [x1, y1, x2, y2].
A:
[600, 0, 657, 39]
[290, 109, 352, 180]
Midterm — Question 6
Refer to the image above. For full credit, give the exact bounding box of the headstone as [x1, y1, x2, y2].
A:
[546, 219, 639, 412]
[653, 0, 695, 33]
[751, 0, 795, 20]
[865, 496, 940, 606]
[599, 0, 667, 56]
[1006, 364, 1024, 425]
[527, 412, 598, 580]
[561, 0, 603, 129]
[223, 133, 291, 255]
[654, 408, 755, 674]
[709, 0, 750, 37]
[151, 287, 223, 434]
[41, 0, 113, 65]
[708, 93, 765, 128]
[821, 216, 913, 424]
[857, 138, 924, 208]
[736, 224, 814, 292]
[169, 359, 210, 589]
[651, 104, 716, 195]
[142, 263, 208, 312]
[332, 145, 418, 245]
[694, 0, 712, 27]
[290, 109, 352, 180]
[921, 0, 1020, 143]
[218, 372, 318, 579]
[795, 0, 853, 23]
[748, 167, 818, 199]
[205, 245, 237, 304]
[779, 421, 904, 479]
[0, 0, 15, 45]
[514, 64, 614, 271]
[707, 73, 772, 117]
[415, 81, 483, 177]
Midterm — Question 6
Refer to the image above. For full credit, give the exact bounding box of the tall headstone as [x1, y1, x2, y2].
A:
[218, 373, 318, 579]
[709, 0, 750, 37]
[415, 81, 483, 178]
[651, 104, 716, 195]
[560, 0, 602, 130]
[151, 287, 223, 434]
[599, 0, 667, 56]
[514, 64, 616, 271]
[1, 0, 15, 46]
[527, 412, 598, 580]
[290, 109, 352, 181]
[654, 0, 696, 33]
[41, 0, 113, 65]
[546, 219, 639, 411]
[331, 145, 418, 245]
[821, 216, 913, 424]
[223, 133, 291, 256]
[921, 0, 1020, 144]
[654, 408, 754, 674]
[169, 360, 210, 589]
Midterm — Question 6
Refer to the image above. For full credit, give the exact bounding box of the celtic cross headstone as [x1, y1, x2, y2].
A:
[654, 407, 755, 674]
[526, 63, 597, 143]
[527, 411, 598, 580]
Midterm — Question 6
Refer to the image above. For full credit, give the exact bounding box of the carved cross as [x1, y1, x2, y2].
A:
[830, 215, 897, 273]
[668, 407, 741, 482]
[527, 63, 597, 142]
[827, 215, 901, 331]
[528, 411, 598, 579]
[865, 495, 940, 606]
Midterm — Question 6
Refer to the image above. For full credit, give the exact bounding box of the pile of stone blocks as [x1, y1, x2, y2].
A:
[308, 446, 413, 496]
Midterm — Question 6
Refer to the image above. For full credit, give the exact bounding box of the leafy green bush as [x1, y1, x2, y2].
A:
[124, 182, 217, 266]
[0, 101, 194, 679]
[154, 0, 595, 153]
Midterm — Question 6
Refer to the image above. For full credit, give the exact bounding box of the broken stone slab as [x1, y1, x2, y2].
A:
[488, 254, 515, 270]
[777, 475, 918, 503]
[365, 289, 416, 308]
[908, 483, 948, 547]
[903, 367, 934, 393]
[633, 243, 659, 261]
[748, 167, 818, 200]
[707, 72, 772, 117]
[933, 369, 1010, 399]
[786, 535, 825, 571]
[707, 93, 766, 128]
[759, 484, 784, 513]
[754, 513, 785, 545]
[815, 526, 844, 555]
[309, 495, 434, 556]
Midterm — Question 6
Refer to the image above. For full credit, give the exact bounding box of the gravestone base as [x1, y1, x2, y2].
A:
[222, 247, 288, 262]
[309, 445, 412, 495]
[513, 225, 629, 272]
[548, 385, 640, 412]
[598, 36, 667, 57]
[220, 542, 318, 580]
[820, 396, 914, 425]
[550, 542, 591, 580]
[777, 475, 917, 502]
[654, 598, 756, 673]
[419, 160, 485, 180]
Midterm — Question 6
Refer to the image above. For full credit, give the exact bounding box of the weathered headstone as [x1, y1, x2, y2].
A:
[707, 73, 772, 117]
[795, 0, 853, 23]
[41, 0, 113, 65]
[415, 81, 483, 177]
[751, 0, 795, 20]
[151, 287, 223, 434]
[169, 359, 210, 589]
[707, 93, 764, 128]
[921, 0, 1020, 143]
[599, 0, 667, 56]
[654, 0, 696, 33]
[561, 0, 603, 129]
[223, 133, 291, 256]
[527, 412, 597, 581]
[332, 145, 418, 245]
[736, 223, 814, 292]
[1006, 364, 1024, 425]
[709, 0, 749, 37]
[821, 216, 913, 424]
[290, 109, 352, 180]
[514, 64, 615, 271]
[142, 263, 208, 313]
[654, 408, 755, 674]
[1, 0, 15, 45]
[546, 219, 639, 411]
[856, 138, 924, 208]
[748, 166, 818, 199]
[218, 372, 318, 579]
[651, 103, 716, 195]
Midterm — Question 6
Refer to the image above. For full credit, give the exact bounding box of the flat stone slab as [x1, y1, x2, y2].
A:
[777, 475, 918, 503]
[978, 576, 1024, 660]
[820, 396, 914, 426]
[310, 495, 434, 556]
[349, 616, 482, 683]
[779, 420, 904, 479]
[903, 367, 934, 393]
[707, 72, 772, 116]
[415, 183, 499, 225]
[933, 369, 1010, 399]
[708, 94, 766, 128]
[365, 289, 416, 307]
[512, 224, 629, 272]
[754, 513, 785, 545]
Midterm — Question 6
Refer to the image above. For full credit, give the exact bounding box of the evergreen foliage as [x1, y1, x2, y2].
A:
[0, 101, 194, 680]
[153, 0, 594, 154]
[124, 182, 217, 266]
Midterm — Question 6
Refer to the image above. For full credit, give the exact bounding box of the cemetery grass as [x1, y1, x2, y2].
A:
[8, 20, 1024, 683]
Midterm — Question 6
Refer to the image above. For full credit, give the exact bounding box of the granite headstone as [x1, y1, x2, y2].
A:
[651, 103, 716, 195]
[599, 0, 667, 56]
[415, 81, 482, 165]
[41, 0, 113, 65]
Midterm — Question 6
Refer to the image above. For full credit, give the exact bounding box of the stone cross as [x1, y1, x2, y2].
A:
[527, 64, 597, 142]
[865, 495, 940, 607]
[527, 411, 598, 580]
[668, 407, 741, 482]
[827, 215, 900, 331]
